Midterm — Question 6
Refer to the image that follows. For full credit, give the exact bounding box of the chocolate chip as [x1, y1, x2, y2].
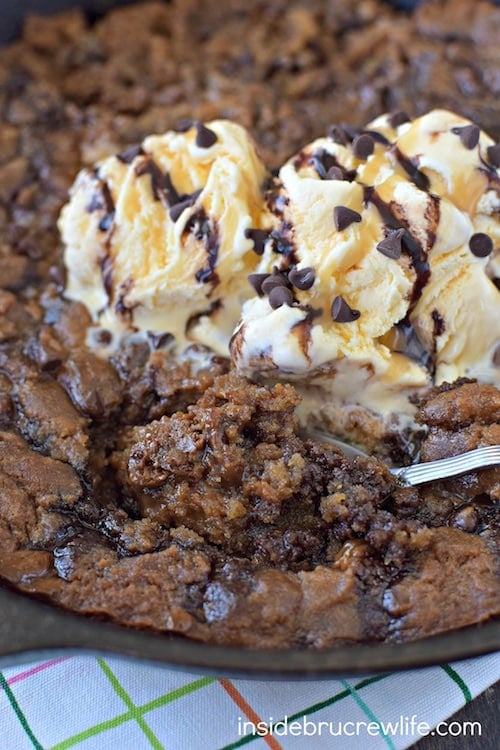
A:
[333, 205, 362, 231]
[98, 212, 114, 232]
[327, 125, 348, 145]
[48, 264, 67, 289]
[168, 189, 202, 222]
[309, 151, 338, 179]
[288, 266, 316, 290]
[391, 319, 432, 368]
[487, 143, 500, 168]
[262, 272, 288, 295]
[352, 133, 375, 160]
[331, 296, 360, 323]
[340, 123, 360, 141]
[362, 129, 391, 146]
[86, 193, 103, 212]
[147, 331, 174, 350]
[326, 166, 344, 181]
[388, 110, 410, 128]
[175, 119, 194, 132]
[493, 344, 500, 367]
[196, 123, 218, 148]
[469, 232, 493, 257]
[450, 506, 478, 533]
[248, 273, 269, 295]
[244, 228, 268, 256]
[268, 285, 293, 309]
[452, 124, 480, 150]
[169, 199, 191, 222]
[116, 144, 144, 164]
[376, 228, 405, 259]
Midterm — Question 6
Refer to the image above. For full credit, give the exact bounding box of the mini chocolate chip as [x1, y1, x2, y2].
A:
[469, 232, 493, 257]
[98, 213, 114, 232]
[450, 506, 478, 533]
[96, 329, 112, 346]
[326, 166, 344, 181]
[169, 199, 191, 222]
[48, 264, 67, 289]
[86, 193, 103, 212]
[352, 133, 375, 160]
[388, 110, 410, 128]
[452, 124, 480, 150]
[362, 129, 391, 146]
[116, 144, 144, 164]
[147, 331, 174, 350]
[175, 118, 194, 132]
[248, 273, 269, 295]
[196, 123, 218, 148]
[333, 205, 362, 231]
[169, 188, 202, 222]
[262, 272, 288, 295]
[288, 266, 316, 290]
[487, 143, 500, 168]
[327, 125, 348, 145]
[376, 228, 405, 259]
[244, 228, 269, 256]
[493, 344, 500, 367]
[340, 123, 360, 141]
[331, 296, 360, 323]
[268, 285, 294, 309]
[309, 151, 339, 179]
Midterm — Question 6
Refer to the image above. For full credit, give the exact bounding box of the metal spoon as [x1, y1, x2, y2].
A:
[307, 429, 500, 487]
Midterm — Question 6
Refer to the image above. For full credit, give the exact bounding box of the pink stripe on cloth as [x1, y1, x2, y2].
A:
[2, 657, 68, 688]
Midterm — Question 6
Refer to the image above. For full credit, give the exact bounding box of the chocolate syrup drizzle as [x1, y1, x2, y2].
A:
[363, 184, 436, 371]
[363, 186, 431, 308]
[391, 147, 431, 192]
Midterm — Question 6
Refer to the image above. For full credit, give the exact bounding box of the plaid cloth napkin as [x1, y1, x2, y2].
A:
[0, 652, 498, 749]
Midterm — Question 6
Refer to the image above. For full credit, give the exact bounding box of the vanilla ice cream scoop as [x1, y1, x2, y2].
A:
[230, 110, 500, 426]
[59, 120, 276, 354]
[59, 110, 499, 448]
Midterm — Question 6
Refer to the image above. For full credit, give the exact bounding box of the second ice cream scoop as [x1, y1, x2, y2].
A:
[230, 110, 500, 424]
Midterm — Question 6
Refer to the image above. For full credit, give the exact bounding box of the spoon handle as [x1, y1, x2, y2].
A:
[307, 429, 500, 486]
[395, 445, 500, 486]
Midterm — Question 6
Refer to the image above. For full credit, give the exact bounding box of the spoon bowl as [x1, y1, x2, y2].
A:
[307, 429, 500, 486]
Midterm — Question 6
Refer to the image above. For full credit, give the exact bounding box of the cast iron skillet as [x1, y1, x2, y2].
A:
[0, 582, 499, 677]
[1, 0, 499, 677]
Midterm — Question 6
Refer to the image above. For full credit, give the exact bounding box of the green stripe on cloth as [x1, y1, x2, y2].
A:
[97, 659, 163, 750]
[49, 666, 215, 750]
[50, 708, 142, 750]
[0, 671, 44, 750]
[137, 674, 216, 714]
[340, 678, 396, 750]
[220, 673, 391, 750]
[441, 664, 472, 702]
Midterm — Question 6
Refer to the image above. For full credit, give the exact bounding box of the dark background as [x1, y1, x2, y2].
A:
[0, 0, 138, 43]
[0, 0, 423, 45]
